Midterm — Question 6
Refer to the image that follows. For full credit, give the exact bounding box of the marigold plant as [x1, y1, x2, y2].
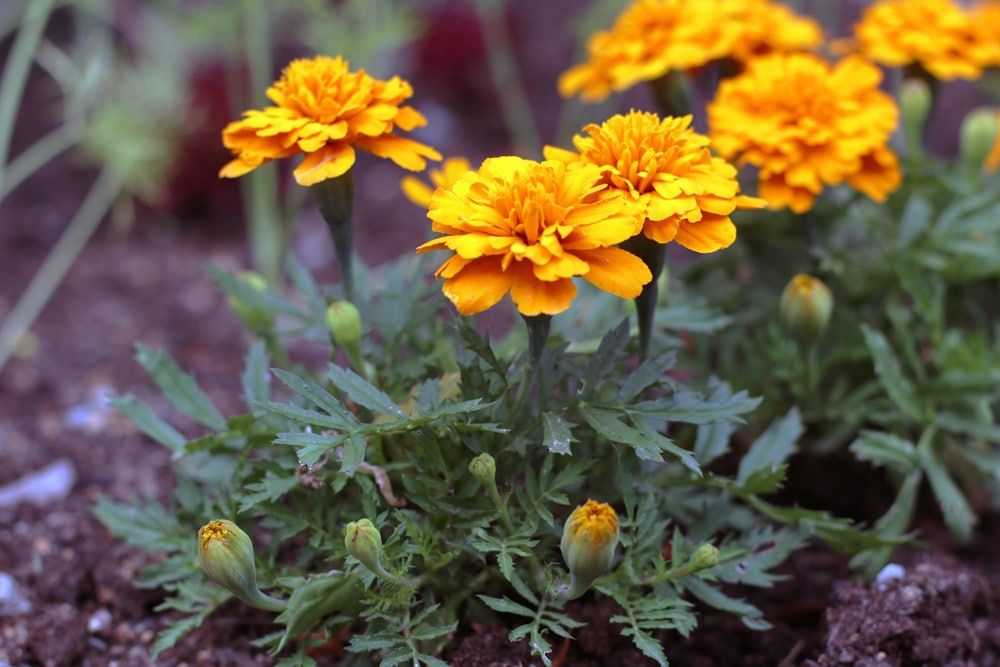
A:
[707, 53, 901, 213]
[544, 111, 764, 252]
[219, 54, 440, 186]
[558, 0, 822, 102]
[416, 156, 652, 316]
[850, 0, 1000, 80]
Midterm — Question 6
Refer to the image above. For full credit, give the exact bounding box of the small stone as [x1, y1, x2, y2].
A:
[87, 608, 112, 635]
[0, 573, 31, 616]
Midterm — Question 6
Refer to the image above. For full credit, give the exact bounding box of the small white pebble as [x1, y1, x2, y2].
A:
[876, 562, 905, 588]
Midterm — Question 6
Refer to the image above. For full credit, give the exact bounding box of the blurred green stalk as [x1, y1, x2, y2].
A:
[0, 166, 123, 372]
[239, 0, 283, 286]
[0, 0, 56, 197]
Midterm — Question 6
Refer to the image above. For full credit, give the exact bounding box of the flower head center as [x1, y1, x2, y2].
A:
[199, 520, 231, 549]
[569, 499, 619, 545]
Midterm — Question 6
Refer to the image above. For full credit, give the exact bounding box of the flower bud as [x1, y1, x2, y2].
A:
[197, 519, 285, 611]
[959, 107, 999, 176]
[468, 453, 496, 484]
[226, 271, 274, 331]
[689, 544, 720, 572]
[344, 519, 393, 580]
[780, 274, 833, 342]
[560, 499, 619, 599]
[899, 78, 931, 157]
[325, 300, 363, 348]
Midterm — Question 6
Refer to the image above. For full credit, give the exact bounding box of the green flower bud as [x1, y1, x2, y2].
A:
[325, 300, 363, 349]
[959, 107, 999, 176]
[468, 453, 496, 484]
[197, 520, 285, 611]
[689, 544, 720, 572]
[899, 78, 931, 157]
[780, 274, 833, 342]
[226, 271, 275, 331]
[344, 519, 394, 581]
[560, 499, 619, 599]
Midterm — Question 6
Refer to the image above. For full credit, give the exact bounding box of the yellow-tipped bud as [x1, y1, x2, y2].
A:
[959, 108, 999, 175]
[226, 271, 274, 331]
[689, 544, 720, 572]
[560, 499, 619, 599]
[468, 453, 497, 484]
[325, 301, 363, 349]
[344, 519, 393, 581]
[197, 520, 285, 611]
[780, 274, 833, 342]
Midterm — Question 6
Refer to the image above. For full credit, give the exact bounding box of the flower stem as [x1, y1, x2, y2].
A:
[622, 235, 667, 360]
[312, 171, 356, 301]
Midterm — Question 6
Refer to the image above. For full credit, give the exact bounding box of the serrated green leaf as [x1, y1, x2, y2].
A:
[737, 408, 802, 485]
[860, 325, 924, 423]
[541, 412, 575, 455]
[933, 411, 1000, 442]
[850, 469, 921, 574]
[477, 594, 536, 618]
[693, 420, 734, 466]
[285, 253, 326, 317]
[257, 400, 354, 431]
[327, 363, 404, 419]
[580, 405, 662, 461]
[681, 577, 769, 630]
[241, 340, 271, 409]
[108, 394, 186, 453]
[272, 430, 346, 467]
[276, 573, 363, 652]
[340, 433, 366, 476]
[631, 381, 761, 424]
[896, 194, 932, 248]
[135, 343, 227, 430]
[618, 351, 676, 402]
[580, 318, 630, 395]
[272, 368, 356, 425]
[850, 430, 917, 472]
[625, 627, 669, 667]
[920, 444, 976, 540]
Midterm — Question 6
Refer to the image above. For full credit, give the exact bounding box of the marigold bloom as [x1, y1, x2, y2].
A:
[416, 156, 651, 316]
[780, 274, 833, 342]
[561, 500, 619, 591]
[557, 0, 822, 102]
[220, 55, 441, 186]
[401, 157, 472, 207]
[708, 54, 902, 213]
[545, 112, 764, 253]
[851, 0, 998, 80]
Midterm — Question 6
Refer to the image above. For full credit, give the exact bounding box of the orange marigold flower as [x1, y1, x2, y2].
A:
[544, 112, 764, 253]
[416, 157, 652, 316]
[220, 55, 441, 186]
[401, 157, 472, 208]
[707, 53, 902, 214]
[851, 0, 996, 80]
[557, 0, 822, 102]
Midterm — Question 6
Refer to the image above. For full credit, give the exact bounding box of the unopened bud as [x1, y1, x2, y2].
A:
[689, 544, 720, 572]
[197, 519, 285, 611]
[326, 301, 363, 349]
[468, 453, 496, 484]
[344, 519, 393, 580]
[227, 272, 274, 331]
[899, 78, 931, 157]
[959, 108, 999, 175]
[780, 274, 833, 342]
[560, 499, 619, 599]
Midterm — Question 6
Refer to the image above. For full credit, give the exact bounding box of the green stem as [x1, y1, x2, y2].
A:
[0, 0, 56, 196]
[0, 166, 123, 373]
[0, 118, 83, 202]
[473, 0, 541, 157]
[239, 0, 282, 287]
[622, 235, 666, 360]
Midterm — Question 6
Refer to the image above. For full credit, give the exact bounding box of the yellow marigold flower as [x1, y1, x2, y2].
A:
[707, 53, 902, 213]
[851, 0, 996, 80]
[544, 112, 764, 253]
[401, 157, 472, 208]
[220, 55, 441, 187]
[557, 0, 822, 103]
[416, 156, 651, 316]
